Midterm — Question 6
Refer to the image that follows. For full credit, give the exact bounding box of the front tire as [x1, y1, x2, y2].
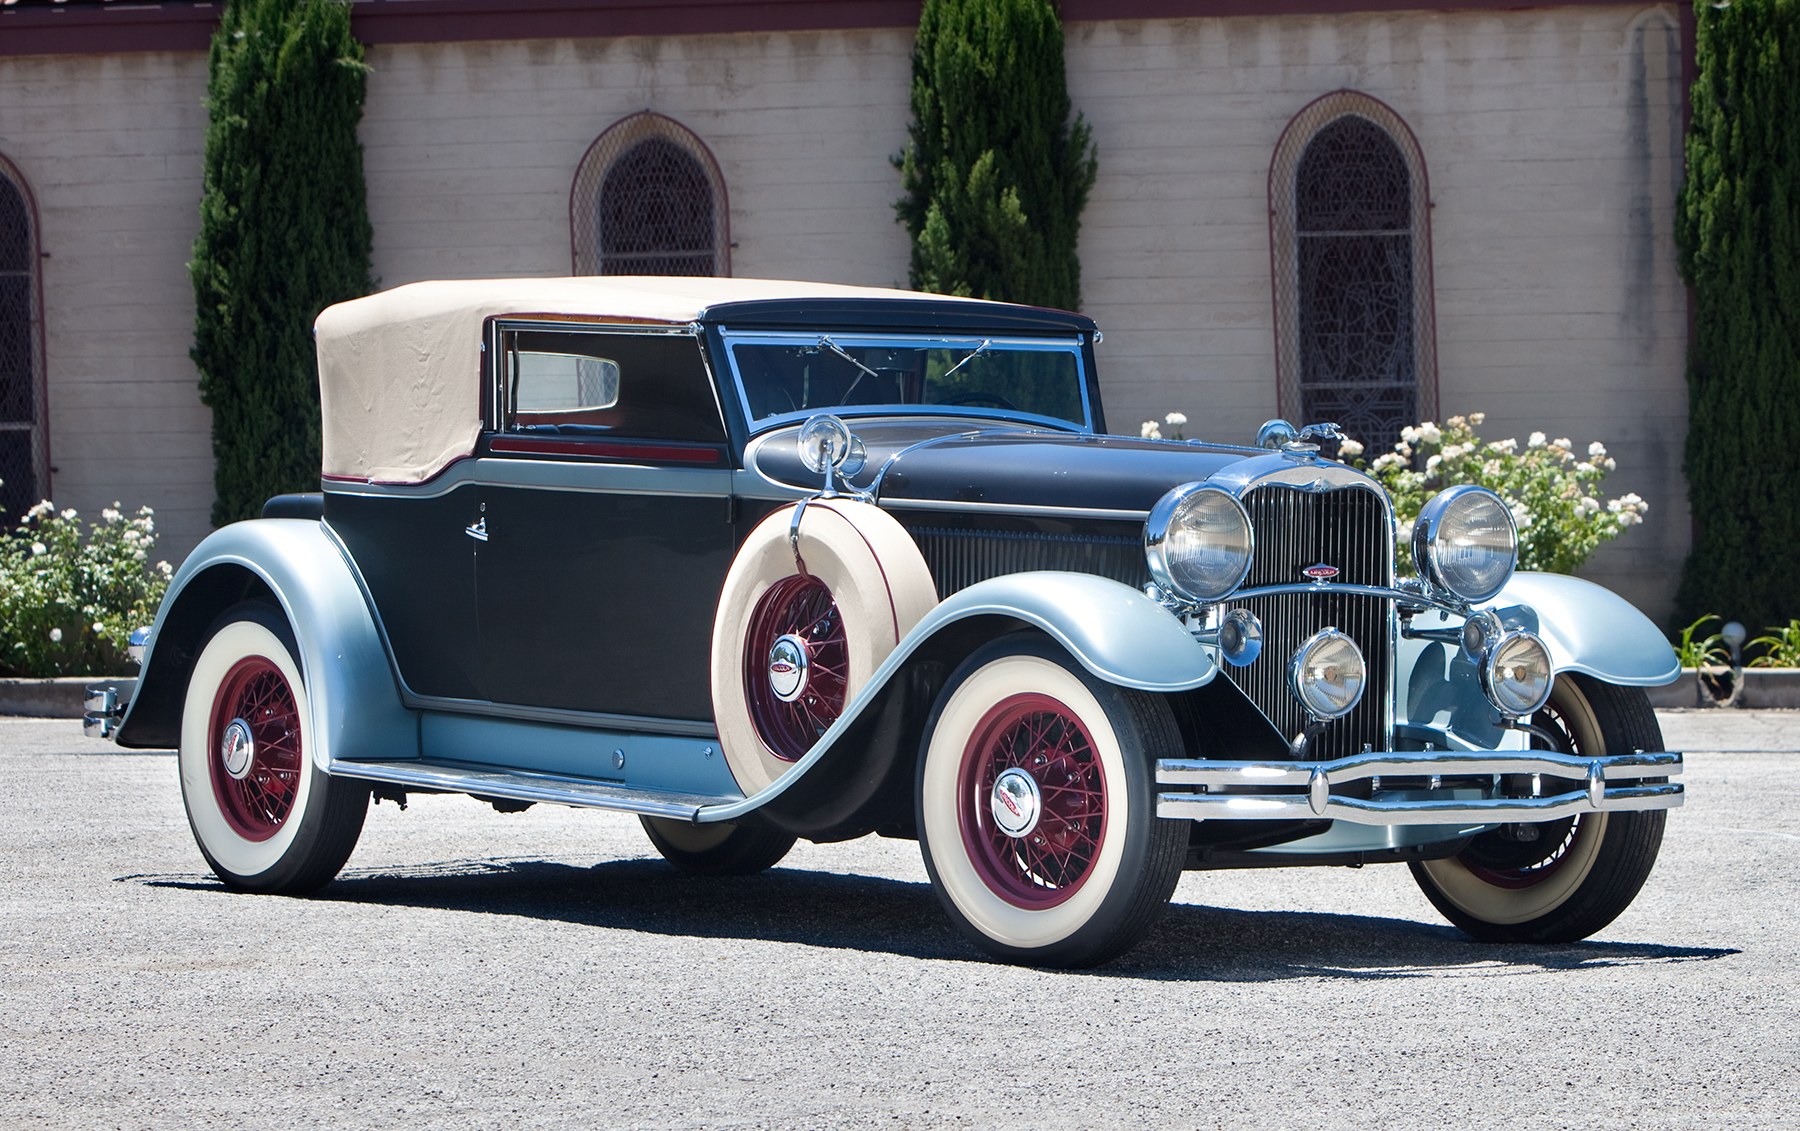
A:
[917, 635, 1187, 967]
[1410, 674, 1667, 942]
[178, 602, 367, 894]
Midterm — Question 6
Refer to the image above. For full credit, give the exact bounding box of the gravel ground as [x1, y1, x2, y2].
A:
[1, 710, 1795, 1129]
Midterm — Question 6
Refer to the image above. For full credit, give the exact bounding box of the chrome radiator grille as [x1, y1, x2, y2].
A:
[1226, 485, 1393, 759]
[909, 526, 1146, 599]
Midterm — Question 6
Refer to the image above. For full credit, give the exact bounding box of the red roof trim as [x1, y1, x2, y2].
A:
[1, 0, 1675, 57]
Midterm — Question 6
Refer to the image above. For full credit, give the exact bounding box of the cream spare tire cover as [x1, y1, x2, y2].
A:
[711, 499, 937, 794]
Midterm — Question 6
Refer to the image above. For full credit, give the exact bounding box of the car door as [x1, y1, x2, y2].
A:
[473, 323, 736, 722]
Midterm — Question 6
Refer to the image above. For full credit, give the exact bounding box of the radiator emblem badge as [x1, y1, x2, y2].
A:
[1302, 563, 1340, 582]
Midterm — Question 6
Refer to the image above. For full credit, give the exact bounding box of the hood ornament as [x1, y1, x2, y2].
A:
[1258, 420, 1345, 461]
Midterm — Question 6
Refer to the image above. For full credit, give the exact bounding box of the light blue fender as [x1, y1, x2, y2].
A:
[122, 519, 419, 769]
[908, 570, 1219, 692]
[1481, 571, 1680, 686]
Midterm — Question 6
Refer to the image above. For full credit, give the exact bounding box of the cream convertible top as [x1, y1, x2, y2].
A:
[315, 276, 982, 484]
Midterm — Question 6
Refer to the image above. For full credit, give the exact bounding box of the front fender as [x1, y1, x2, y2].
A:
[1481, 572, 1680, 686]
[907, 571, 1219, 692]
[117, 519, 419, 769]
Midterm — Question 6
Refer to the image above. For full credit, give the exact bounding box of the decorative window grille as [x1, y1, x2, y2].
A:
[570, 112, 729, 277]
[1269, 92, 1437, 454]
[0, 156, 45, 522]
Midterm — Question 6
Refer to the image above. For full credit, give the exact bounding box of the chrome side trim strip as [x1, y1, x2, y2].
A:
[328, 759, 740, 819]
[400, 693, 719, 738]
[326, 458, 733, 500]
[1155, 748, 1684, 825]
[881, 498, 1149, 522]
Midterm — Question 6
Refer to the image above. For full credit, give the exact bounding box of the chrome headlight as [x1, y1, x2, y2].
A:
[1481, 630, 1554, 718]
[1413, 485, 1517, 603]
[1288, 628, 1366, 720]
[1146, 484, 1254, 604]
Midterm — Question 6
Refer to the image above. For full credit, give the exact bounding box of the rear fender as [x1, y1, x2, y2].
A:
[117, 519, 418, 769]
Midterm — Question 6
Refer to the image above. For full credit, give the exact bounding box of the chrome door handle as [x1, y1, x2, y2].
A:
[464, 518, 488, 542]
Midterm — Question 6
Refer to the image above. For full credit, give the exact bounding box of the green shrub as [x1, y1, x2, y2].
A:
[190, 0, 372, 524]
[894, 0, 1095, 310]
[0, 500, 171, 677]
[1675, 0, 1800, 632]
[1747, 620, 1800, 667]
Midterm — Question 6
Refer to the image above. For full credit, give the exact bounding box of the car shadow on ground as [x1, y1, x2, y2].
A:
[125, 855, 1736, 981]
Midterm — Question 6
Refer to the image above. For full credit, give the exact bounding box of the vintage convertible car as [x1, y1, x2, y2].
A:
[86, 277, 1684, 967]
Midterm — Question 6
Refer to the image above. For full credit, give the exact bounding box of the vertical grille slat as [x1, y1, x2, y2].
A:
[1228, 486, 1393, 759]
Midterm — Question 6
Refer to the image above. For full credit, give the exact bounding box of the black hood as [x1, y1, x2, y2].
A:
[747, 419, 1271, 515]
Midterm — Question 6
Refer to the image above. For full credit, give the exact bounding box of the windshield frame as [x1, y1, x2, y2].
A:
[717, 329, 1097, 436]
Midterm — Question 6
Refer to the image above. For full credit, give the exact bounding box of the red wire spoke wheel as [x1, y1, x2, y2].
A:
[711, 499, 937, 793]
[178, 603, 368, 894]
[742, 574, 850, 762]
[957, 693, 1107, 910]
[917, 636, 1187, 967]
[207, 656, 304, 841]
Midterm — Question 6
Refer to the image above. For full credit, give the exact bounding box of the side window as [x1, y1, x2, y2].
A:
[497, 329, 726, 445]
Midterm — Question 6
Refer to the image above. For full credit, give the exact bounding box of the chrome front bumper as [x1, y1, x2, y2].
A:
[1156, 748, 1683, 825]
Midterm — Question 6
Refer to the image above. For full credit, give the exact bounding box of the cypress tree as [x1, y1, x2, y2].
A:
[1674, 0, 1800, 631]
[895, 0, 1096, 310]
[190, 0, 372, 525]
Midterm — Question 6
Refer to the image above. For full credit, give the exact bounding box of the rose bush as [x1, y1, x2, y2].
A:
[1345, 412, 1646, 575]
[0, 496, 172, 677]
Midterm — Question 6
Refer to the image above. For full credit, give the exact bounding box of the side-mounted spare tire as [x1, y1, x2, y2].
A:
[710, 499, 938, 794]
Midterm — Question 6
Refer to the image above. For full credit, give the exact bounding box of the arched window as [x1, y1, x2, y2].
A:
[570, 113, 729, 277]
[0, 156, 45, 522]
[1270, 92, 1437, 453]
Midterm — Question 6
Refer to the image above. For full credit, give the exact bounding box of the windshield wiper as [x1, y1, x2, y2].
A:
[816, 335, 884, 403]
[935, 339, 992, 383]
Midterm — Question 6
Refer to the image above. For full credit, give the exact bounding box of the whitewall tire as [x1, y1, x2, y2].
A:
[710, 499, 936, 793]
[1410, 674, 1667, 942]
[178, 602, 367, 893]
[916, 635, 1187, 967]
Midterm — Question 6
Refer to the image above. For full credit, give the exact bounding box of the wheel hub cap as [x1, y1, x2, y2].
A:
[990, 767, 1042, 839]
[220, 718, 255, 780]
[767, 634, 809, 703]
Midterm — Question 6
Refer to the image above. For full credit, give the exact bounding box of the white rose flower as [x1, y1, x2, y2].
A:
[1372, 453, 1406, 473]
[1401, 426, 1422, 445]
[101, 507, 122, 523]
[91, 622, 105, 634]
[1510, 503, 1533, 530]
[1338, 438, 1364, 458]
[26, 500, 54, 519]
[30, 541, 46, 556]
[1469, 411, 1486, 426]
[1164, 411, 1187, 427]
[1417, 422, 1443, 445]
[1528, 432, 1547, 449]
[156, 561, 173, 577]
[60, 508, 77, 521]
[1140, 421, 1162, 440]
[1588, 441, 1607, 459]
[1425, 454, 1443, 472]
[1487, 437, 1517, 455]
[48, 628, 62, 643]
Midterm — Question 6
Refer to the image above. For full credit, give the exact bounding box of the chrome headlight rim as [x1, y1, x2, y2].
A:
[1145, 483, 1255, 605]
[1287, 626, 1367, 721]
[1479, 629, 1555, 718]
[1412, 484, 1518, 605]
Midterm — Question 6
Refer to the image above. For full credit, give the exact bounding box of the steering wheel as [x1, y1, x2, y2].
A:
[938, 391, 1019, 411]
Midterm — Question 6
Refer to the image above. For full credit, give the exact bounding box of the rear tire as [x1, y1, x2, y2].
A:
[639, 816, 797, 875]
[178, 602, 367, 894]
[1410, 674, 1666, 942]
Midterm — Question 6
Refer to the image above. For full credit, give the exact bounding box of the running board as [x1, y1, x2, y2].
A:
[328, 760, 743, 821]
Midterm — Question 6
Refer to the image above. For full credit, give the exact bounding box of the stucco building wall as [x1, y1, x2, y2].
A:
[0, 2, 1689, 617]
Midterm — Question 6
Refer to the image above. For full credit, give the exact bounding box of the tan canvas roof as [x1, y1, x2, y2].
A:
[316, 276, 970, 484]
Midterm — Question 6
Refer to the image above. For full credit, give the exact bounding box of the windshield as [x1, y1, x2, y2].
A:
[721, 331, 1091, 430]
